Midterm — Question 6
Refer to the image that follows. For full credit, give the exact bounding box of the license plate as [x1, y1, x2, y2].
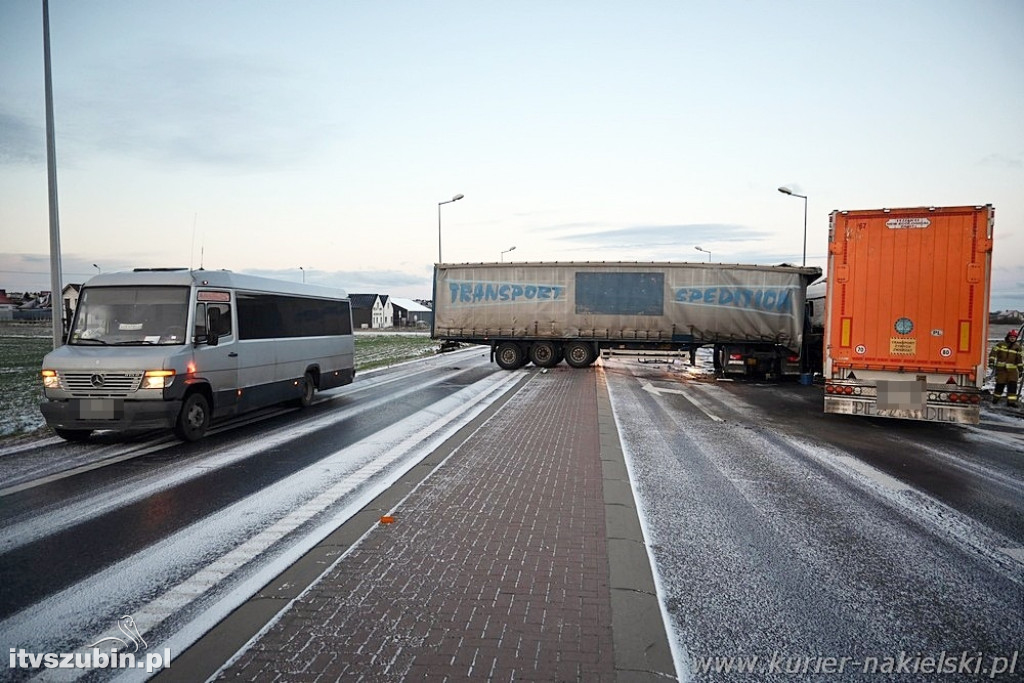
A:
[78, 399, 122, 420]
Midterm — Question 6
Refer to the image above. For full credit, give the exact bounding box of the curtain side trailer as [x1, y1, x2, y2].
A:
[823, 205, 994, 424]
[432, 261, 821, 375]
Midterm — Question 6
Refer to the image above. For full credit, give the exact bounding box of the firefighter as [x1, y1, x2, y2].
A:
[988, 329, 1023, 407]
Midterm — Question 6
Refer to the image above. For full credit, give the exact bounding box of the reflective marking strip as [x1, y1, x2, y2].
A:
[959, 320, 971, 352]
[841, 318, 852, 348]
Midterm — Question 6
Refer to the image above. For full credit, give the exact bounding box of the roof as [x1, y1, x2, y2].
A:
[82, 269, 348, 299]
[349, 294, 380, 309]
[389, 297, 431, 313]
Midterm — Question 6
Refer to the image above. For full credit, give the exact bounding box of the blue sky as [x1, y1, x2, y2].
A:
[1, 0, 1022, 309]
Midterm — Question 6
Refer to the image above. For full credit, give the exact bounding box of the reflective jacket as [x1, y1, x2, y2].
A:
[989, 339, 1023, 372]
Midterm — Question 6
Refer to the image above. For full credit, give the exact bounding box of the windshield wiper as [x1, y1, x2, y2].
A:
[73, 338, 109, 345]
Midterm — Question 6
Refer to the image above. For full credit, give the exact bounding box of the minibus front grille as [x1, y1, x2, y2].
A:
[61, 371, 144, 397]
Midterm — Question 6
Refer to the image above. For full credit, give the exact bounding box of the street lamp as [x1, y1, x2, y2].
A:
[501, 245, 516, 262]
[299, 266, 305, 283]
[92, 264, 101, 274]
[777, 186, 808, 266]
[437, 193, 464, 263]
[695, 246, 712, 262]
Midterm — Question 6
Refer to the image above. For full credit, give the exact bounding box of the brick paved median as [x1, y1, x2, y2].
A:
[217, 367, 616, 681]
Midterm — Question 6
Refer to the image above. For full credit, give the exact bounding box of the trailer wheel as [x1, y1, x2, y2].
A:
[564, 341, 596, 368]
[495, 342, 527, 370]
[529, 341, 561, 368]
[174, 391, 211, 442]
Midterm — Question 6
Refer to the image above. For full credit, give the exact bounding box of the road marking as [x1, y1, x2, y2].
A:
[640, 379, 723, 422]
[829, 454, 911, 492]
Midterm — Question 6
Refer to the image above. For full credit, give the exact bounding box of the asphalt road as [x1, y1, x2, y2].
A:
[1, 350, 1021, 682]
[602, 356, 1023, 682]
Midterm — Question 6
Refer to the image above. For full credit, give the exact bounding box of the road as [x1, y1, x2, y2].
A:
[602, 354, 1023, 681]
[1, 349, 1022, 681]
[0, 346, 510, 678]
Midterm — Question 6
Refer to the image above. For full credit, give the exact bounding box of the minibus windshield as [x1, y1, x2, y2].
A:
[70, 286, 191, 345]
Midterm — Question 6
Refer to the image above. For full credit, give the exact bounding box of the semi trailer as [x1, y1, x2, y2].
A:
[432, 261, 822, 375]
[823, 205, 994, 424]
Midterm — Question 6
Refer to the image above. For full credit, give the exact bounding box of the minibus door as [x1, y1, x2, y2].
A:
[193, 298, 240, 416]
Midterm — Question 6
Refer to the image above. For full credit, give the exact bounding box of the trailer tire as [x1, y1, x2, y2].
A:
[564, 341, 596, 368]
[529, 341, 561, 368]
[495, 342, 527, 370]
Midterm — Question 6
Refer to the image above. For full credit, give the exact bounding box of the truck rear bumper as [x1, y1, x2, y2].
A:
[40, 398, 182, 431]
[824, 396, 979, 424]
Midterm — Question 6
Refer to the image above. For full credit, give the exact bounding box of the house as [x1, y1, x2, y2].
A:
[0, 289, 15, 321]
[349, 294, 379, 329]
[62, 283, 82, 327]
[390, 297, 433, 328]
[375, 295, 393, 329]
[349, 294, 394, 329]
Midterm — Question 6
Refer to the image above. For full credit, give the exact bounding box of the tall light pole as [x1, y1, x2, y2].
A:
[92, 264, 101, 274]
[299, 266, 305, 283]
[43, 0, 64, 348]
[695, 246, 712, 262]
[501, 246, 516, 262]
[437, 193, 464, 263]
[777, 186, 808, 266]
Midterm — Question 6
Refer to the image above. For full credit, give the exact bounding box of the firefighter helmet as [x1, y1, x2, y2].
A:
[1008, 329, 1020, 340]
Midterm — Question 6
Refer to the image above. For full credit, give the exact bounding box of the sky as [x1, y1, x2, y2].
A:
[1, 0, 1022, 309]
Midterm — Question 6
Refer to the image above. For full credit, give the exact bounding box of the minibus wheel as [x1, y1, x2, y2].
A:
[55, 428, 91, 442]
[298, 372, 316, 408]
[174, 391, 210, 442]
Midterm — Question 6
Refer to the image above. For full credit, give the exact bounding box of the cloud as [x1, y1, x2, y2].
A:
[547, 223, 770, 249]
[0, 109, 44, 165]
[59, 50, 327, 170]
[978, 153, 1023, 170]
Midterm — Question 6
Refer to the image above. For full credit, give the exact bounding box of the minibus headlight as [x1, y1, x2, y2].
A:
[42, 369, 60, 389]
[142, 370, 176, 389]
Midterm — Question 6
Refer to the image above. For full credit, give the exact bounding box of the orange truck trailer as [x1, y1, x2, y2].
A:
[823, 205, 994, 424]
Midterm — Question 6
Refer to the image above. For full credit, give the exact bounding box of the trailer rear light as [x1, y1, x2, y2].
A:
[787, 355, 800, 362]
[729, 353, 743, 361]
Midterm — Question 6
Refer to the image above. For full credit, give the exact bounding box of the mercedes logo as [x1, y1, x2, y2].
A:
[90, 374, 105, 388]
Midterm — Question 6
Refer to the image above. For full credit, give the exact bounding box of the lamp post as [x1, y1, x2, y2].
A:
[695, 246, 712, 262]
[299, 266, 305, 283]
[777, 186, 808, 266]
[92, 264, 101, 274]
[437, 193, 464, 263]
[43, 0, 63, 348]
[501, 246, 516, 262]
